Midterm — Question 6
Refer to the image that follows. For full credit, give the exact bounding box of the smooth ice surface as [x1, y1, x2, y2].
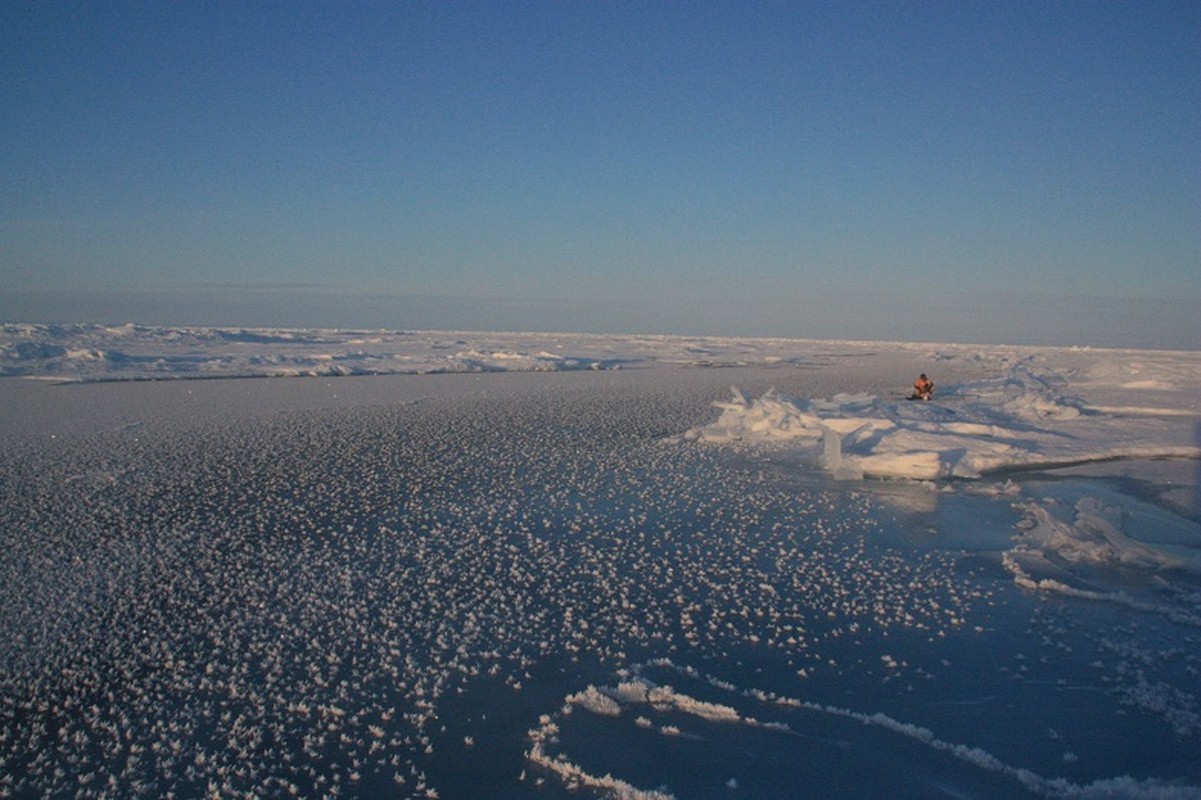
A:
[2, 326, 1200, 799]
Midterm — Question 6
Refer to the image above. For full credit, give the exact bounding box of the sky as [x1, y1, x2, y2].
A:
[2, 1, 1199, 348]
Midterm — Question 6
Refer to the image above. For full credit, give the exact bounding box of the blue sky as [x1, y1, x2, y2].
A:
[3, 1, 1199, 347]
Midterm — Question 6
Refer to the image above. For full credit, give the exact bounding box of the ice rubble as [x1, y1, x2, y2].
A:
[685, 361, 1201, 481]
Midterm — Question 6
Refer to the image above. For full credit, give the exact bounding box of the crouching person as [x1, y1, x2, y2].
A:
[911, 373, 934, 401]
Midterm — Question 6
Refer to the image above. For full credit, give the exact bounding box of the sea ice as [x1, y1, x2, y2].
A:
[1, 327, 1199, 798]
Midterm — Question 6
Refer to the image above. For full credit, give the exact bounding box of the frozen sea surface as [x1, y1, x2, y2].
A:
[1, 331, 1200, 798]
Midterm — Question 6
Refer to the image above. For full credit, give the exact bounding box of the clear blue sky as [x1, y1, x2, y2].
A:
[3, 1, 1199, 347]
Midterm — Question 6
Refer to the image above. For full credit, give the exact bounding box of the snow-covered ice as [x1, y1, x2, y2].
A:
[0, 323, 824, 381]
[685, 357, 1201, 481]
[1, 324, 1199, 798]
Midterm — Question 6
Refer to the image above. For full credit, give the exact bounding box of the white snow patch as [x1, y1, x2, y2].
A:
[686, 358, 1201, 481]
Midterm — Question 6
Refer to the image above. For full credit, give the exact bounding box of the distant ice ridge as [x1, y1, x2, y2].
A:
[0, 323, 638, 379]
[685, 361, 1201, 481]
[0, 322, 835, 380]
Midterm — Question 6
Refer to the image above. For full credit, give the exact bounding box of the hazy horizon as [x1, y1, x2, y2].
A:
[3, 283, 1198, 351]
[4, 3, 1198, 350]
